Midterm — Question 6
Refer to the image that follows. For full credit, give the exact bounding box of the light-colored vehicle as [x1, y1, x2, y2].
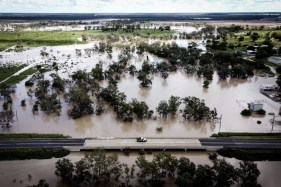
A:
[137, 137, 147, 142]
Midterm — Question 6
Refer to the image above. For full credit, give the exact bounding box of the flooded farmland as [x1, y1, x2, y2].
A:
[0, 22, 281, 187]
[0, 31, 281, 138]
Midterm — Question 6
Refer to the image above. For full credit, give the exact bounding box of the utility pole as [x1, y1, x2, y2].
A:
[218, 114, 222, 133]
[271, 115, 275, 133]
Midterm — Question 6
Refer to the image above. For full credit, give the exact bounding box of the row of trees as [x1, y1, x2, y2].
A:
[137, 41, 267, 81]
[55, 150, 261, 187]
[156, 96, 217, 121]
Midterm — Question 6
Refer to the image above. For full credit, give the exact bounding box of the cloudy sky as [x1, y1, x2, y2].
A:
[0, 0, 280, 13]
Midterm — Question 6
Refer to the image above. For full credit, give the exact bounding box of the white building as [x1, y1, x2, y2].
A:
[248, 102, 263, 112]
[260, 84, 278, 91]
[268, 56, 281, 65]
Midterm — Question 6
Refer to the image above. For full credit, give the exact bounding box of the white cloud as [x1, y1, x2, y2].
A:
[0, 0, 280, 13]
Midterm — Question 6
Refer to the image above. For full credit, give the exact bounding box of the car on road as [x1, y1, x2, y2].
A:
[137, 137, 147, 142]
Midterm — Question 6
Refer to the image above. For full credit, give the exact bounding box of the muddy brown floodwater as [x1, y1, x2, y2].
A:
[0, 25, 281, 187]
[0, 152, 280, 187]
[0, 39, 280, 137]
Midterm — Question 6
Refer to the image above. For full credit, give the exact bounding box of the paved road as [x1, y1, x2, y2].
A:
[0, 138, 281, 149]
[199, 138, 281, 148]
[0, 139, 85, 148]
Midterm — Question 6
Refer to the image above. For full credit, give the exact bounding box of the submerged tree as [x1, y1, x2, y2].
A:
[182, 96, 212, 121]
[68, 88, 94, 119]
[156, 100, 170, 118]
[238, 161, 261, 187]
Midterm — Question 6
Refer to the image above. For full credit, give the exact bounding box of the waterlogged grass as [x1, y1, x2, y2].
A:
[0, 67, 38, 89]
[0, 133, 70, 139]
[218, 148, 281, 161]
[0, 30, 86, 49]
[0, 148, 70, 160]
[0, 29, 174, 50]
[0, 65, 26, 82]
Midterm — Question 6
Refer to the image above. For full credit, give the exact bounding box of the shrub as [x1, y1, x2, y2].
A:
[156, 127, 163, 132]
[256, 109, 266, 115]
[241, 109, 251, 116]
[21, 100, 26, 107]
[25, 80, 34, 87]
[123, 148, 130, 156]
[276, 66, 281, 74]
[139, 149, 145, 155]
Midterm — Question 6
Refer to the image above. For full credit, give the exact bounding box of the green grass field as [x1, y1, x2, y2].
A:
[0, 67, 37, 89]
[227, 29, 281, 48]
[0, 29, 175, 51]
[0, 65, 26, 82]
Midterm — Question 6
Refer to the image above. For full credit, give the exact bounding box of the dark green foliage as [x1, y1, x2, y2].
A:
[0, 133, 68, 139]
[137, 63, 153, 87]
[122, 164, 135, 187]
[241, 109, 251, 116]
[92, 64, 104, 80]
[212, 132, 281, 138]
[40, 93, 61, 115]
[71, 70, 88, 83]
[276, 66, 281, 74]
[175, 157, 196, 187]
[53, 148, 262, 187]
[123, 148, 131, 156]
[2, 102, 8, 110]
[156, 96, 181, 118]
[218, 148, 281, 161]
[256, 109, 266, 115]
[238, 161, 261, 187]
[25, 80, 34, 87]
[212, 158, 238, 187]
[156, 100, 170, 118]
[203, 80, 210, 88]
[276, 74, 281, 88]
[68, 88, 94, 119]
[130, 98, 149, 119]
[52, 76, 65, 92]
[193, 165, 215, 187]
[182, 96, 212, 121]
[168, 96, 181, 116]
[55, 158, 74, 182]
[21, 99, 26, 107]
[55, 149, 123, 186]
[250, 32, 259, 42]
[0, 148, 69, 160]
[27, 179, 49, 187]
[138, 149, 145, 155]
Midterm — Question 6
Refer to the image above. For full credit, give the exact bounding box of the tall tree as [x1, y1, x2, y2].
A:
[55, 158, 74, 182]
[156, 100, 170, 118]
[238, 161, 261, 187]
[212, 158, 238, 187]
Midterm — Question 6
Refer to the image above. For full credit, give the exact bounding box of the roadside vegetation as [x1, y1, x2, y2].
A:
[212, 132, 281, 138]
[218, 148, 281, 161]
[0, 133, 69, 139]
[0, 148, 69, 160]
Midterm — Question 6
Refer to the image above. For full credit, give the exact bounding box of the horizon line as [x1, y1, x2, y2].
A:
[0, 12, 281, 14]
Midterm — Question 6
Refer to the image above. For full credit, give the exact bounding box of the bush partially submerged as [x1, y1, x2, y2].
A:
[241, 109, 251, 116]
